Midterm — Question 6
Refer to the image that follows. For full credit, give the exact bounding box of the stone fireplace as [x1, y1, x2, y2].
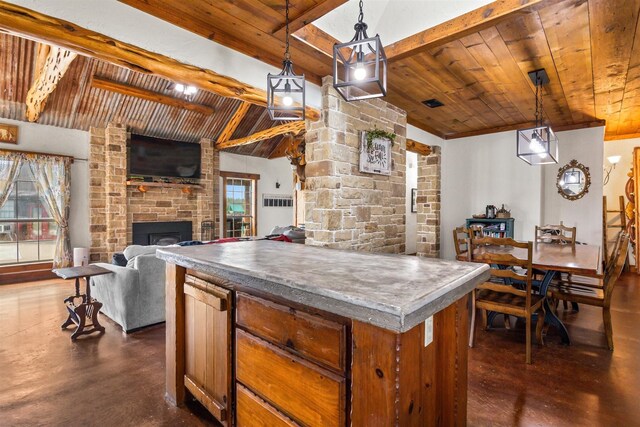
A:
[89, 124, 219, 262]
[132, 221, 193, 246]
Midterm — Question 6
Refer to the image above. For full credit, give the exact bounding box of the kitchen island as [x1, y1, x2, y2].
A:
[157, 241, 489, 426]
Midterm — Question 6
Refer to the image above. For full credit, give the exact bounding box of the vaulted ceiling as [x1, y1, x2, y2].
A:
[120, 0, 640, 141]
[0, 33, 293, 158]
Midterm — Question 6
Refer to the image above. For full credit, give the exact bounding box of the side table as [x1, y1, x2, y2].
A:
[53, 265, 112, 340]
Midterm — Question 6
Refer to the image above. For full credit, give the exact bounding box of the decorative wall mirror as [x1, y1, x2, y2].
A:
[556, 159, 591, 200]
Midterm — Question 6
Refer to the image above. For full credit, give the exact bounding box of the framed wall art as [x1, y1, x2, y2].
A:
[359, 131, 392, 176]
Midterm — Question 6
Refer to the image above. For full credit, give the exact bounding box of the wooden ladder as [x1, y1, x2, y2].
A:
[603, 195, 627, 265]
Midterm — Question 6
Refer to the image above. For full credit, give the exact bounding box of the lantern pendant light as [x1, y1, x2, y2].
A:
[333, 0, 387, 102]
[516, 69, 558, 165]
[267, 0, 305, 121]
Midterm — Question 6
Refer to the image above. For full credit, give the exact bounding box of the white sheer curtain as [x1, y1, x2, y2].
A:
[28, 155, 72, 268]
[0, 153, 23, 209]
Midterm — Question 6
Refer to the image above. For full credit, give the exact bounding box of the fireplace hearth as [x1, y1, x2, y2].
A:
[132, 221, 192, 246]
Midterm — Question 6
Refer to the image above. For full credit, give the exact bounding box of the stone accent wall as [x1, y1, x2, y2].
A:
[89, 127, 108, 262]
[416, 146, 441, 258]
[304, 76, 407, 253]
[89, 124, 219, 262]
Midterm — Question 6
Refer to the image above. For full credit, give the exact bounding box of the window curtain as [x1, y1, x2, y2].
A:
[28, 156, 72, 268]
[0, 153, 23, 209]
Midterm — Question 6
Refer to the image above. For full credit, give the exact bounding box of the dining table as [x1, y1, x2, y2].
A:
[474, 242, 601, 344]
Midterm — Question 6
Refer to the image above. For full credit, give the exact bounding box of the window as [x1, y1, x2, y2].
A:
[0, 164, 57, 265]
[222, 172, 259, 238]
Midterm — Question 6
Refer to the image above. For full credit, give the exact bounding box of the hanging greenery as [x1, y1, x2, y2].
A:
[364, 129, 396, 151]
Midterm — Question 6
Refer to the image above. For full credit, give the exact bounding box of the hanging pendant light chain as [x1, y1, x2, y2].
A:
[535, 75, 541, 129]
[358, 0, 364, 23]
[284, 0, 291, 60]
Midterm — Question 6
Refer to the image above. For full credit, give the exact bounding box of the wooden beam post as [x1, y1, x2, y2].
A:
[444, 119, 606, 140]
[406, 139, 432, 156]
[91, 76, 214, 115]
[25, 44, 77, 122]
[216, 102, 252, 143]
[272, 0, 348, 37]
[166, 262, 186, 406]
[216, 122, 306, 150]
[384, 0, 547, 61]
[0, 1, 320, 121]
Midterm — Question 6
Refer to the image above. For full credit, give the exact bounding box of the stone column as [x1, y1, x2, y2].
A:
[416, 146, 441, 258]
[105, 123, 128, 258]
[196, 138, 220, 240]
[89, 127, 108, 262]
[304, 76, 407, 253]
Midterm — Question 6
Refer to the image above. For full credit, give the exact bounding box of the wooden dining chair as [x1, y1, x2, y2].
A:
[468, 237, 545, 364]
[453, 227, 471, 261]
[548, 232, 629, 350]
[535, 222, 577, 247]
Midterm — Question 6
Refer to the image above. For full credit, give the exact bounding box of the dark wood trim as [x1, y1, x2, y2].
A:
[219, 171, 261, 180]
[0, 261, 56, 285]
[444, 119, 606, 140]
[406, 139, 432, 156]
[220, 172, 259, 237]
[0, 148, 76, 163]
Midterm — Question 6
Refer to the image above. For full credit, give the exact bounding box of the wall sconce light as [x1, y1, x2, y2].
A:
[604, 155, 622, 186]
[276, 180, 281, 189]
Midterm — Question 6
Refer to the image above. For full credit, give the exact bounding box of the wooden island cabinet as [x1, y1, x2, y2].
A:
[158, 241, 489, 426]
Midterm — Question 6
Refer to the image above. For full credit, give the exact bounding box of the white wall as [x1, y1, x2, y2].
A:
[604, 136, 638, 206]
[219, 153, 294, 237]
[440, 131, 543, 259]
[438, 127, 605, 259]
[405, 151, 418, 254]
[541, 127, 604, 246]
[0, 118, 90, 249]
[405, 124, 445, 254]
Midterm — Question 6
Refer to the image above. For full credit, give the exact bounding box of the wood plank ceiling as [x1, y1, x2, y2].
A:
[120, 0, 640, 141]
[0, 33, 292, 158]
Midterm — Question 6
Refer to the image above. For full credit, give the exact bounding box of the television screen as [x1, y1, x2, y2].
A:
[128, 135, 201, 179]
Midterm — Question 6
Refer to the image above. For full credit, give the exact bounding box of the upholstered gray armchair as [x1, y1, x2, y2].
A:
[90, 245, 169, 332]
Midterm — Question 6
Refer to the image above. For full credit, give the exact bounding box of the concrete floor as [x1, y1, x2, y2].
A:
[1, 274, 639, 426]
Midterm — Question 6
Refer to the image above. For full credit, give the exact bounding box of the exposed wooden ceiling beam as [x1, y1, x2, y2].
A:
[216, 121, 305, 150]
[293, 24, 339, 59]
[25, 44, 77, 122]
[406, 139, 432, 156]
[216, 102, 251, 143]
[0, 1, 320, 121]
[91, 75, 214, 115]
[384, 0, 548, 61]
[605, 132, 640, 141]
[444, 119, 606, 140]
[273, 0, 348, 37]
[268, 135, 294, 159]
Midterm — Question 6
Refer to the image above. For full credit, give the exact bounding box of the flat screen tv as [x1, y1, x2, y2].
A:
[128, 134, 201, 179]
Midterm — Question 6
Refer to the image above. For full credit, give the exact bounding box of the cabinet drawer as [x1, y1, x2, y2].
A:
[236, 293, 346, 372]
[236, 384, 299, 427]
[236, 329, 346, 427]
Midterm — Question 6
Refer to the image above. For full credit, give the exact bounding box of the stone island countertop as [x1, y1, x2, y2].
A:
[157, 240, 490, 332]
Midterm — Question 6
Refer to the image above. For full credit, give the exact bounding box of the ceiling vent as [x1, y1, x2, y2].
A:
[422, 98, 444, 108]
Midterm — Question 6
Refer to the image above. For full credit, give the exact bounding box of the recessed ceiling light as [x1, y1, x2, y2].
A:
[422, 99, 444, 108]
